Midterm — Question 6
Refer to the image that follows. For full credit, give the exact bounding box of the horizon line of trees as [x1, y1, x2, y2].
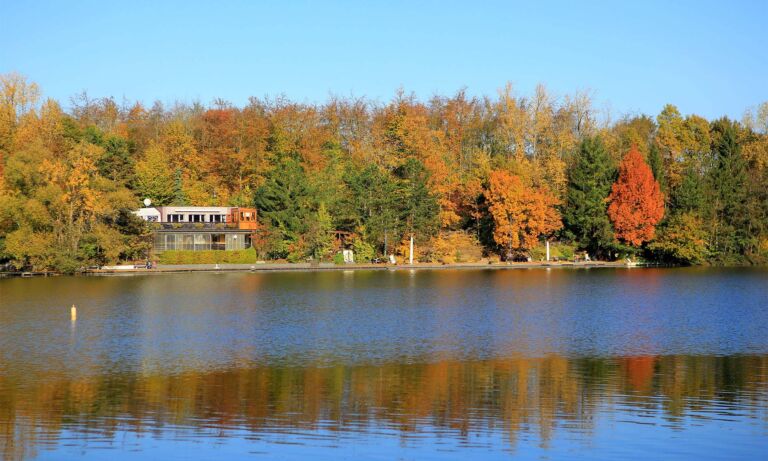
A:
[1, 72, 767, 271]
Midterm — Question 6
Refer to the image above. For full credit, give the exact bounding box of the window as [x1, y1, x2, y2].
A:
[212, 234, 225, 250]
[194, 234, 208, 250]
[182, 234, 194, 250]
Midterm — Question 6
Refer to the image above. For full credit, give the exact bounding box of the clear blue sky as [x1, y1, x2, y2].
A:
[2, 0, 766, 120]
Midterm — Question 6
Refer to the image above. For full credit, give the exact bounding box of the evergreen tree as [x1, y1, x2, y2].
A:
[562, 137, 616, 258]
[305, 202, 335, 260]
[253, 157, 314, 256]
[172, 168, 189, 205]
[394, 158, 440, 243]
[96, 136, 135, 186]
[647, 144, 665, 192]
[339, 164, 401, 252]
[671, 166, 703, 214]
[707, 119, 749, 259]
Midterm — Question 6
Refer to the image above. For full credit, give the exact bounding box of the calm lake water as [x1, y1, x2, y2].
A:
[1, 267, 767, 460]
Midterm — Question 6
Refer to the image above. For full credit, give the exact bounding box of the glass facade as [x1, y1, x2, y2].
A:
[153, 232, 250, 251]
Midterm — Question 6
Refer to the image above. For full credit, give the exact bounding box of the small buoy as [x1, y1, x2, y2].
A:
[70, 304, 77, 321]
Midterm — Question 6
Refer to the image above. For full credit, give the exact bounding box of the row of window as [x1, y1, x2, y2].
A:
[164, 212, 256, 223]
[153, 233, 252, 251]
[167, 214, 228, 223]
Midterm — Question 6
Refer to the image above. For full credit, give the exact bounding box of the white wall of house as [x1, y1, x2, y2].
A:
[134, 207, 162, 222]
[154, 207, 231, 223]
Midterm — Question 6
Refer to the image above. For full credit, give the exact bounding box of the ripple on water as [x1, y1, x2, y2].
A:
[1, 268, 767, 460]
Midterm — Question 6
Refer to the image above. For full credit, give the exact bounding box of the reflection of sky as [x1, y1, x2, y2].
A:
[35, 396, 768, 461]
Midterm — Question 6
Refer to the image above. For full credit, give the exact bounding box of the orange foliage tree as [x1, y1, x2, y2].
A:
[607, 146, 665, 246]
[486, 170, 562, 254]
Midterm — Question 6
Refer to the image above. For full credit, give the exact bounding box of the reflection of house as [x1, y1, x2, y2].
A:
[134, 206, 258, 252]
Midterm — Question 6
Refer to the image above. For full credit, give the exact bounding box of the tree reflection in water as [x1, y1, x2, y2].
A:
[1, 354, 766, 461]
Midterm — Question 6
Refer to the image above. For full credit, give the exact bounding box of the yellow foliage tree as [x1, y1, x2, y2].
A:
[486, 170, 562, 256]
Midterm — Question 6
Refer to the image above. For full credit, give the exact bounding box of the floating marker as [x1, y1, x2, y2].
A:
[70, 304, 77, 321]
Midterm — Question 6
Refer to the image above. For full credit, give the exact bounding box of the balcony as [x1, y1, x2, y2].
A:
[149, 222, 239, 231]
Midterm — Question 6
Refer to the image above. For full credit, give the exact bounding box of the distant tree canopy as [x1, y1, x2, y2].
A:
[1, 72, 767, 270]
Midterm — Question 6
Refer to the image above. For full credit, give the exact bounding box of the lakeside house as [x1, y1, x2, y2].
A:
[134, 206, 258, 252]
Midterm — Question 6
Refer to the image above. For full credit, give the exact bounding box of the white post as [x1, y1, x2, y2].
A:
[546, 241, 550, 262]
[409, 234, 414, 265]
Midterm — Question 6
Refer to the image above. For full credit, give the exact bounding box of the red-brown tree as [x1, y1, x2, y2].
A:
[607, 146, 665, 246]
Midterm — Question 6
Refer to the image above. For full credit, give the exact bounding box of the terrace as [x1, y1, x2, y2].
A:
[150, 222, 239, 231]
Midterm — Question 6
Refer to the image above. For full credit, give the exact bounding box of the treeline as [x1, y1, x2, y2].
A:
[1, 72, 767, 271]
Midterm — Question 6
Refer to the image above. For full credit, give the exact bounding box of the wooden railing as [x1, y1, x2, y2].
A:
[150, 222, 239, 230]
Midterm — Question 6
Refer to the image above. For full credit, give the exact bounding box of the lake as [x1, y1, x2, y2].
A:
[1, 267, 767, 460]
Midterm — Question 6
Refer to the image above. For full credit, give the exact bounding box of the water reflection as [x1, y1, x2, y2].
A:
[2, 268, 768, 460]
[1, 355, 767, 460]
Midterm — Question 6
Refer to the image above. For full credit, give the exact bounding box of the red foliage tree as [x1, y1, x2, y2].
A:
[607, 146, 665, 246]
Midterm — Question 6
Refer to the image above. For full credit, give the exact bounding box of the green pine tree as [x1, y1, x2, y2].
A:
[562, 136, 616, 258]
[306, 202, 335, 261]
[647, 143, 666, 192]
[671, 166, 703, 214]
[339, 164, 402, 253]
[394, 158, 440, 243]
[707, 119, 749, 260]
[253, 157, 314, 257]
[173, 168, 189, 205]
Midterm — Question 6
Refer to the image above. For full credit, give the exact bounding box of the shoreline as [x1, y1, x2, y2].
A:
[2, 260, 653, 277]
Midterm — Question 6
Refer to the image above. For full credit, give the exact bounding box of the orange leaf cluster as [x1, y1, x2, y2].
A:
[487, 170, 562, 251]
[607, 146, 665, 246]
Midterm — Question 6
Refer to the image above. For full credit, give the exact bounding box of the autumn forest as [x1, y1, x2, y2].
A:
[1, 72, 767, 271]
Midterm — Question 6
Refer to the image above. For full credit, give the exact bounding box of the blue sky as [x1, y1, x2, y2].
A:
[1, 0, 766, 120]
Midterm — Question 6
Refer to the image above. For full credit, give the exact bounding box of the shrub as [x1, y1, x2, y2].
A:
[648, 213, 709, 265]
[529, 245, 546, 261]
[352, 238, 375, 263]
[529, 242, 575, 261]
[286, 236, 308, 263]
[158, 247, 258, 264]
[424, 231, 484, 263]
[557, 243, 575, 260]
[333, 252, 345, 265]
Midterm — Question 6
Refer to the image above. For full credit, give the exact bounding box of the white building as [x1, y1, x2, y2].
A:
[134, 205, 259, 252]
